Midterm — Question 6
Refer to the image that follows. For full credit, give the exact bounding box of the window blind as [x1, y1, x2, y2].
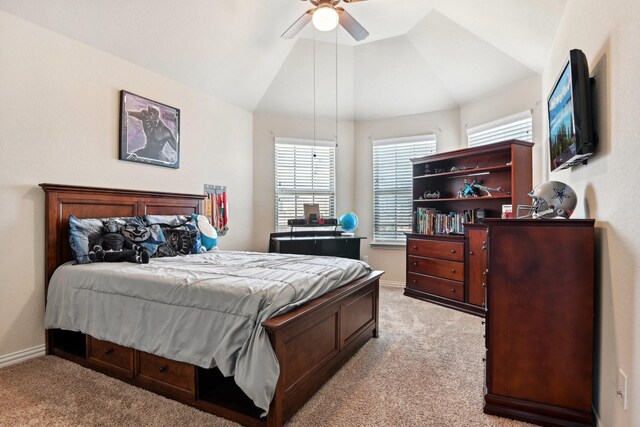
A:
[275, 138, 336, 231]
[372, 135, 436, 244]
[467, 111, 533, 147]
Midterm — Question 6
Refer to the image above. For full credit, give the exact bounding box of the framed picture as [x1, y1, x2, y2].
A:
[119, 90, 180, 169]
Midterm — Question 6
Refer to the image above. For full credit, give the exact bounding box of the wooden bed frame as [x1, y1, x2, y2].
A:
[40, 183, 382, 427]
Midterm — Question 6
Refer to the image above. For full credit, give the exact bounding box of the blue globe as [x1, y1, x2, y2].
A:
[339, 212, 359, 233]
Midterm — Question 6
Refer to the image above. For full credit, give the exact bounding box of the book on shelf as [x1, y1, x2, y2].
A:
[414, 207, 478, 235]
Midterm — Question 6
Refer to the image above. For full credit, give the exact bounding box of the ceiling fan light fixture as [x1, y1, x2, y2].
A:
[312, 5, 339, 32]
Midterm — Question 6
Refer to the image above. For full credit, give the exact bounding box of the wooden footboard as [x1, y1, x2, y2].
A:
[40, 184, 383, 427]
[264, 271, 381, 426]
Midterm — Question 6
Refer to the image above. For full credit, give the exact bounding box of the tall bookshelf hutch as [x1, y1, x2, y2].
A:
[404, 139, 533, 315]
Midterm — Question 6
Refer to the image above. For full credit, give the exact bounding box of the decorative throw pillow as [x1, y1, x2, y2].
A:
[156, 226, 200, 256]
[68, 215, 143, 264]
[121, 222, 165, 257]
[144, 214, 202, 254]
[191, 214, 218, 251]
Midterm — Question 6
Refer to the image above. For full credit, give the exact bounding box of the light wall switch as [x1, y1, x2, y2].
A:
[617, 369, 628, 410]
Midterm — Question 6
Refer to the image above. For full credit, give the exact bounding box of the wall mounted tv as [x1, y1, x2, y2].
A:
[547, 49, 596, 171]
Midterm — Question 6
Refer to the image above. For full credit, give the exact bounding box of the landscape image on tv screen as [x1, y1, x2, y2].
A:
[548, 63, 576, 170]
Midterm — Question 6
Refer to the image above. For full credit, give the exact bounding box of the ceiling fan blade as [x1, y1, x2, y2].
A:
[281, 9, 313, 39]
[336, 8, 369, 41]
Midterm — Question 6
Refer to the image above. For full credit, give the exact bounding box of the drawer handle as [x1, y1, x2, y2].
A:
[482, 241, 486, 245]
[412, 279, 417, 284]
[482, 357, 486, 363]
[481, 320, 485, 325]
[104, 348, 113, 355]
[159, 365, 168, 373]
[482, 245, 487, 251]
[450, 249, 456, 254]
[481, 282, 486, 288]
[450, 288, 455, 293]
[481, 303, 485, 307]
[450, 269, 456, 273]
[469, 251, 474, 255]
[412, 262, 417, 266]
[412, 245, 417, 250]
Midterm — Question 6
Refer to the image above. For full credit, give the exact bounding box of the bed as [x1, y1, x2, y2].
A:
[40, 183, 382, 427]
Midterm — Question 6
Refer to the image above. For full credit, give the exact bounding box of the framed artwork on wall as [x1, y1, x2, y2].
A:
[119, 90, 180, 169]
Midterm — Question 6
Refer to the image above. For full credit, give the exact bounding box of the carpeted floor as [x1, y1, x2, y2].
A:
[0, 286, 532, 427]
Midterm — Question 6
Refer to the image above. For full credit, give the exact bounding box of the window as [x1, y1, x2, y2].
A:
[275, 138, 336, 230]
[467, 111, 533, 147]
[372, 135, 436, 244]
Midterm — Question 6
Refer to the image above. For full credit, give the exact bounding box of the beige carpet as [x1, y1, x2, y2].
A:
[0, 286, 532, 427]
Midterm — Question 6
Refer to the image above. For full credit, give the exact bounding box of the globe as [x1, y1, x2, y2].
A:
[339, 212, 359, 233]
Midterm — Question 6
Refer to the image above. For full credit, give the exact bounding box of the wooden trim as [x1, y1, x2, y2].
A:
[484, 394, 593, 426]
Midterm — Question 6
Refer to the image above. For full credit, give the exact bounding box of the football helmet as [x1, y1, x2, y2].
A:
[517, 181, 577, 219]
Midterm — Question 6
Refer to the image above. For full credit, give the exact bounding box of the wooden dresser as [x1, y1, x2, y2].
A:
[483, 219, 595, 426]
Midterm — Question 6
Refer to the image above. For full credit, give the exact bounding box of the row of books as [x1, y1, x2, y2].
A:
[413, 208, 479, 235]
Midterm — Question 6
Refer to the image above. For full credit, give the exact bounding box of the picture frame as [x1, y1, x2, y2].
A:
[119, 90, 180, 169]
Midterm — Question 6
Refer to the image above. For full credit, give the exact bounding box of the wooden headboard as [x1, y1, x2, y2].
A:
[39, 183, 205, 292]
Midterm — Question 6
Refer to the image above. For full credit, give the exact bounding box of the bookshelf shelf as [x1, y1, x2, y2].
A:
[412, 164, 511, 180]
[413, 195, 512, 203]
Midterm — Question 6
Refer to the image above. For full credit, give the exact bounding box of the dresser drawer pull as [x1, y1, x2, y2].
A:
[469, 251, 474, 255]
[450, 288, 455, 293]
[412, 245, 417, 250]
[104, 348, 114, 355]
[482, 357, 486, 363]
[482, 245, 487, 251]
[412, 262, 417, 266]
[481, 320, 485, 325]
[412, 279, 417, 284]
[481, 282, 486, 288]
[450, 269, 456, 273]
[481, 303, 485, 307]
[450, 249, 456, 254]
[159, 365, 168, 373]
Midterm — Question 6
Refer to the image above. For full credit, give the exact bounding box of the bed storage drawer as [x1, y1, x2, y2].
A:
[136, 351, 196, 398]
[87, 337, 134, 377]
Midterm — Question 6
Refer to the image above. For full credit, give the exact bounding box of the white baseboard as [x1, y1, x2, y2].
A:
[0, 344, 46, 369]
[380, 280, 405, 289]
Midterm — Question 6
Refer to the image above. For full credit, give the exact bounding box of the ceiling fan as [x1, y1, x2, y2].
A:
[281, 0, 369, 42]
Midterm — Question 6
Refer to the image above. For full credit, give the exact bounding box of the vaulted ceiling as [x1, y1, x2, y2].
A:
[0, 0, 567, 120]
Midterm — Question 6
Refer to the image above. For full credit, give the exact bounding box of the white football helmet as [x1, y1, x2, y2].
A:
[517, 181, 577, 219]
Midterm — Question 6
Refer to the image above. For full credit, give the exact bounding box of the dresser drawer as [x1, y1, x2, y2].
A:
[407, 272, 463, 302]
[87, 337, 134, 377]
[136, 351, 196, 397]
[407, 239, 463, 261]
[408, 256, 463, 281]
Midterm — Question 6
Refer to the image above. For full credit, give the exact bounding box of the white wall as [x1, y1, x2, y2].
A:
[0, 11, 254, 357]
[252, 112, 355, 252]
[541, 1, 640, 425]
[460, 75, 544, 184]
[353, 109, 461, 282]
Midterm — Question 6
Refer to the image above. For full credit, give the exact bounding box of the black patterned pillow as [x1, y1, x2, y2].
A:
[155, 226, 200, 257]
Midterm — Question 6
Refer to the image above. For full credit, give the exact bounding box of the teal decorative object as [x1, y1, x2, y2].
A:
[339, 212, 359, 233]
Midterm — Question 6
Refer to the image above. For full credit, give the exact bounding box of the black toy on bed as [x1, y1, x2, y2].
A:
[88, 219, 150, 264]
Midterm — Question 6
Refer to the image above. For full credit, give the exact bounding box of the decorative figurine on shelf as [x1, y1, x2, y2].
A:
[423, 190, 441, 199]
[424, 164, 432, 175]
[462, 179, 479, 197]
[472, 181, 502, 197]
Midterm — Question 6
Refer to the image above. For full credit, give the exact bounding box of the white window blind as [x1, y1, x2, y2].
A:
[275, 138, 336, 231]
[372, 135, 436, 244]
[467, 111, 533, 147]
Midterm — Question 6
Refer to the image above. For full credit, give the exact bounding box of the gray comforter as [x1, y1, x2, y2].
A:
[45, 250, 371, 415]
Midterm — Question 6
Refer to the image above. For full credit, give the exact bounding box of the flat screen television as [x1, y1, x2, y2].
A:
[547, 49, 596, 171]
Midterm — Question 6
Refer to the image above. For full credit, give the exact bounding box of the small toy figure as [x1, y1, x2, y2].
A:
[462, 179, 478, 197]
[472, 181, 502, 197]
[423, 190, 440, 199]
